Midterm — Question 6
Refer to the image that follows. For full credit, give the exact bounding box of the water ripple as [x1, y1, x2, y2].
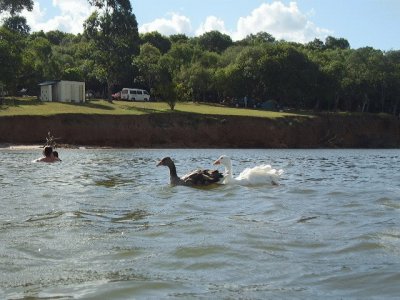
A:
[1, 148, 400, 299]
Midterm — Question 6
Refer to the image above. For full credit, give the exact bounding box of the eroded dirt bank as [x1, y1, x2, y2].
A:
[0, 113, 399, 148]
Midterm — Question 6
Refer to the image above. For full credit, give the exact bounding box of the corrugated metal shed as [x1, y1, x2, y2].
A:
[39, 80, 85, 103]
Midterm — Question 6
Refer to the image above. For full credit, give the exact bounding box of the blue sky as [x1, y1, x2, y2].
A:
[11, 0, 400, 50]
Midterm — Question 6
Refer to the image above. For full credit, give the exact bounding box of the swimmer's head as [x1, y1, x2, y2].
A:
[43, 146, 53, 157]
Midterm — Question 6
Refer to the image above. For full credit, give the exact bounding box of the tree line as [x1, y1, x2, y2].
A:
[1, 0, 400, 114]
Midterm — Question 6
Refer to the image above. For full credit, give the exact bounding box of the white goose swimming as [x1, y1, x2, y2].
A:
[213, 155, 283, 186]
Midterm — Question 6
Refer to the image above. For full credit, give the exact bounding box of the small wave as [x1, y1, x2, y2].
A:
[94, 177, 132, 188]
[111, 209, 150, 223]
[174, 245, 229, 259]
[73, 209, 151, 226]
[335, 241, 384, 254]
[288, 188, 317, 195]
[25, 211, 64, 222]
[297, 216, 318, 223]
[376, 197, 400, 209]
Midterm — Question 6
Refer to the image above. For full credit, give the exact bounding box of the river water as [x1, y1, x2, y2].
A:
[0, 148, 399, 299]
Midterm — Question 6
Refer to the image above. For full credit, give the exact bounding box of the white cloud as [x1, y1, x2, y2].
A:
[23, 2, 46, 27]
[23, 0, 93, 34]
[12, 0, 331, 44]
[139, 2, 331, 43]
[232, 1, 332, 42]
[195, 16, 229, 36]
[139, 13, 192, 36]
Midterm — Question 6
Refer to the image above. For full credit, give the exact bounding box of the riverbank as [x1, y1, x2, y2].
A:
[0, 113, 399, 148]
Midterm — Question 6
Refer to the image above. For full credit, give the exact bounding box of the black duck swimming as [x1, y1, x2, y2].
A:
[157, 157, 223, 186]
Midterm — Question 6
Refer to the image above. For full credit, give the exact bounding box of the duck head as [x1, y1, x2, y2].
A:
[157, 157, 180, 183]
[214, 155, 233, 183]
[157, 157, 174, 167]
[213, 155, 231, 167]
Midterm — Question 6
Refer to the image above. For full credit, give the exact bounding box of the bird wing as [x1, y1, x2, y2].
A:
[235, 165, 283, 185]
[182, 169, 223, 186]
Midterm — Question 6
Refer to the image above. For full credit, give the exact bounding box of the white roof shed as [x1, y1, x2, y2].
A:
[39, 80, 85, 103]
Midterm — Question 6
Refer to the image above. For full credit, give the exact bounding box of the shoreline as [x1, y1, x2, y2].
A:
[0, 144, 43, 150]
[1, 113, 399, 149]
[0, 144, 110, 150]
[3, 145, 400, 151]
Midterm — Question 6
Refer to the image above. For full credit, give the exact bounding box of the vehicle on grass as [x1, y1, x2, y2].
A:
[258, 100, 280, 111]
[112, 91, 121, 100]
[120, 88, 150, 101]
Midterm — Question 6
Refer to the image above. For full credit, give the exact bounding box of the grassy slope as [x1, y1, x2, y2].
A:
[0, 97, 305, 119]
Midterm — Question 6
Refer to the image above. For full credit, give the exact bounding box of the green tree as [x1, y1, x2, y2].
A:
[240, 32, 276, 45]
[385, 51, 400, 115]
[196, 30, 233, 53]
[84, 0, 139, 101]
[20, 35, 54, 94]
[197, 50, 220, 68]
[163, 42, 198, 75]
[366, 49, 388, 113]
[63, 67, 84, 81]
[177, 63, 212, 101]
[0, 0, 32, 92]
[140, 31, 171, 54]
[132, 43, 161, 91]
[45, 32, 93, 86]
[46, 30, 68, 45]
[153, 56, 177, 109]
[0, 0, 33, 15]
[27, 36, 52, 75]
[325, 36, 350, 50]
[255, 44, 321, 108]
[3, 15, 30, 35]
[0, 26, 25, 94]
[235, 45, 265, 99]
[308, 49, 348, 111]
[169, 34, 189, 44]
[216, 63, 244, 100]
[306, 38, 325, 51]
[342, 47, 384, 112]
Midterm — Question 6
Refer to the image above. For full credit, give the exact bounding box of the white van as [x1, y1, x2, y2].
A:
[120, 88, 150, 101]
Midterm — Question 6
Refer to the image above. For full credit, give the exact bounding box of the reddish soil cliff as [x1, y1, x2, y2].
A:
[0, 113, 399, 148]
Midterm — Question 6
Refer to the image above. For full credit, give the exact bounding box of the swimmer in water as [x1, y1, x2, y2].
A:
[34, 146, 57, 163]
[53, 150, 61, 161]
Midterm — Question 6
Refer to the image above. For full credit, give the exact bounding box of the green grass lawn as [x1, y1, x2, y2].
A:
[0, 97, 305, 119]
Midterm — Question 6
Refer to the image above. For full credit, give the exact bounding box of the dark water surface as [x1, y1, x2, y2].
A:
[1, 149, 399, 299]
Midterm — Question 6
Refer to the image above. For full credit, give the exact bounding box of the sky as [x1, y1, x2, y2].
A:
[7, 0, 400, 50]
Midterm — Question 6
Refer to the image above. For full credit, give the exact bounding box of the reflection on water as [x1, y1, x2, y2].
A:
[0, 148, 400, 299]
